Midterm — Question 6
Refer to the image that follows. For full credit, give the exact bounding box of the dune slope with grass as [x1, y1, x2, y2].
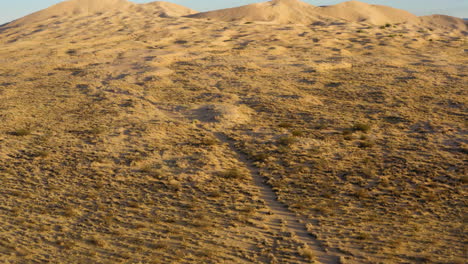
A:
[0, 0, 466, 263]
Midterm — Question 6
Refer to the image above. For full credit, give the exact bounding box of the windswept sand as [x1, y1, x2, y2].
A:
[0, 0, 467, 263]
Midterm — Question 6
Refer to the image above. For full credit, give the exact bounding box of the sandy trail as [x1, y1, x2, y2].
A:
[213, 132, 340, 264]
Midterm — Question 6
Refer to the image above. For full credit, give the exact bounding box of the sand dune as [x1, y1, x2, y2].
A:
[7, 0, 196, 27]
[188, 0, 333, 24]
[8, 0, 134, 27]
[420, 14, 468, 31]
[189, 0, 467, 32]
[318, 0, 419, 25]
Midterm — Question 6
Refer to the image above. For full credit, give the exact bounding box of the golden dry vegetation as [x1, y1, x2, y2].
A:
[0, 0, 467, 263]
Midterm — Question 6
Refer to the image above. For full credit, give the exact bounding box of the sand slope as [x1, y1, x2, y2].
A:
[188, 0, 332, 24]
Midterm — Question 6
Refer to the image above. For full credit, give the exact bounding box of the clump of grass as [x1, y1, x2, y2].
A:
[253, 153, 269, 162]
[11, 128, 32, 136]
[356, 232, 370, 240]
[359, 140, 375, 148]
[278, 122, 293, 128]
[57, 240, 76, 250]
[33, 150, 50, 158]
[140, 164, 162, 178]
[298, 246, 315, 261]
[88, 237, 106, 247]
[200, 136, 219, 146]
[174, 39, 188, 44]
[291, 129, 305, 137]
[219, 168, 244, 179]
[278, 135, 297, 146]
[89, 126, 106, 135]
[354, 189, 370, 198]
[460, 175, 468, 184]
[352, 123, 371, 133]
[63, 207, 78, 217]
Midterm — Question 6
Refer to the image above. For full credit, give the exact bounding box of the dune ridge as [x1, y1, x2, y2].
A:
[3, 0, 467, 32]
[189, 0, 467, 31]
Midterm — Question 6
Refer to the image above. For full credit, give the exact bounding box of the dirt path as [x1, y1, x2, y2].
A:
[213, 132, 340, 264]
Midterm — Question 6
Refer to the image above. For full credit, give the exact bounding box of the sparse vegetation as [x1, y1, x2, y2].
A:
[11, 128, 31, 136]
[219, 168, 245, 179]
[298, 246, 315, 261]
[352, 123, 371, 133]
[277, 135, 297, 146]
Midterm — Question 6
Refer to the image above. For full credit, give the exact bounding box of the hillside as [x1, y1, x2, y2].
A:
[0, 0, 467, 263]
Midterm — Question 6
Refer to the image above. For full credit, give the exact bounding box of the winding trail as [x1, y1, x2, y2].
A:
[158, 103, 339, 263]
[213, 132, 340, 264]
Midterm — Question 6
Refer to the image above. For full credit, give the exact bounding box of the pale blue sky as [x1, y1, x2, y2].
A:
[1, 0, 467, 25]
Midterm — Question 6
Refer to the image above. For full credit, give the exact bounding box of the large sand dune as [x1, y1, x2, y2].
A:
[0, 0, 466, 263]
[318, 0, 419, 25]
[190, 0, 467, 32]
[7, 0, 196, 27]
[188, 0, 333, 24]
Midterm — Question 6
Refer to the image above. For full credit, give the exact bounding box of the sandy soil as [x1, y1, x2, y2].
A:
[0, 0, 467, 263]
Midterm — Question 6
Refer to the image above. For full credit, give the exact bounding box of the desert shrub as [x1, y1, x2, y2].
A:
[89, 126, 106, 135]
[278, 122, 293, 128]
[253, 153, 269, 162]
[174, 40, 188, 44]
[298, 246, 315, 261]
[200, 136, 219, 146]
[356, 232, 370, 240]
[278, 135, 297, 146]
[291, 129, 305, 137]
[219, 168, 244, 179]
[359, 140, 375, 148]
[11, 128, 31, 136]
[352, 123, 371, 133]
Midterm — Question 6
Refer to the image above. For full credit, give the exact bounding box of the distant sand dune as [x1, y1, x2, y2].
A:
[188, 0, 333, 24]
[6, 0, 196, 27]
[317, 0, 419, 25]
